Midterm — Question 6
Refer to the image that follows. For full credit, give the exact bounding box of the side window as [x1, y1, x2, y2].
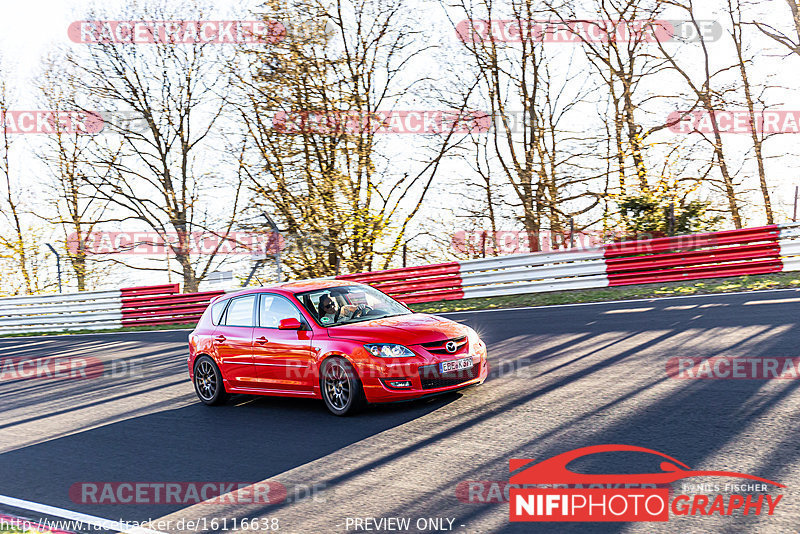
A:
[222, 295, 256, 327]
[210, 300, 228, 325]
[259, 294, 303, 328]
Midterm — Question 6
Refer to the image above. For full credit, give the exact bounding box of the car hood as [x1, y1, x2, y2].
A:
[326, 313, 468, 345]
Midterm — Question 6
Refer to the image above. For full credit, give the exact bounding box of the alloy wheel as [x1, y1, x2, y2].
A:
[323, 360, 351, 410]
[195, 360, 217, 401]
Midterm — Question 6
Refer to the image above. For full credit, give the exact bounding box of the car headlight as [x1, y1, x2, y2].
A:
[466, 327, 484, 352]
[364, 344, 416, 358]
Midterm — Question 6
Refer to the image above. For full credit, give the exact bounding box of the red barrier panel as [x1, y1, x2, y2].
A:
[606, 243, 781, 272]
[122, 303, 214, 317]
[400, 292, 463, 304]
[121, 291, 225, 308]
[605, 225, 781, 287]
[120, 285, 224, 327]
[608, 259, 783, 286]
[120, 284, 180, 297]
[370, 274, 464, 295]
[336, 263, 460, 283]
[604, 226, 780, 257]
[336, 262, 463, 303]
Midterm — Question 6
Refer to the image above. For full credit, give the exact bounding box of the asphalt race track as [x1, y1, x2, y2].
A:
[2, 288, 800, 533]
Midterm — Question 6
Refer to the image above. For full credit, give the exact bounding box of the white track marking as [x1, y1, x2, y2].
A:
[0, 495, 165, 534]
[743, 297, 800, 305]
[440, 287, 800, 315]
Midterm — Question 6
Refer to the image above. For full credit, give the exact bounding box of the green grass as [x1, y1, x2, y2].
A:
[407, 272, 800, 314]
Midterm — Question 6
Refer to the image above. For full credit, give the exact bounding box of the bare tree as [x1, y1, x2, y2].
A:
[655, 0, 743, 228]
[751, 0, 800, 55]
[727, 0, 773, 223]
[68, 2, 245, 292]
[549, 0, 672, 194]
[236, 0, 465, 277]
[447, 0, 602, 251]
[0, 69, 36, 294]
[36, 55, 113, 290]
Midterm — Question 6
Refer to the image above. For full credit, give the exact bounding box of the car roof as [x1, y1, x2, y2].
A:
[213, 279, 365, 302]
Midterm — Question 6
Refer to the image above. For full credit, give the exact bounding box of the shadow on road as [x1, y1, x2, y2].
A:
[0, 390, 458, 522]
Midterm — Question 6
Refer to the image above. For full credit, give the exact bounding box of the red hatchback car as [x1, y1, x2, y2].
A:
[188, 280, 488, 415]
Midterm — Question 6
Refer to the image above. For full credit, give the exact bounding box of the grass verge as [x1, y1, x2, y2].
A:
[407, 272, 800, 314]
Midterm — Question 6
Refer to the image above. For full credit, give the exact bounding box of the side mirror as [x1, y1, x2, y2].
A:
[279, 317, 303, 330]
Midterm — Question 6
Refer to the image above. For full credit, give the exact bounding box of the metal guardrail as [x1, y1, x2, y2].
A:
[458, 247, 608, 299]
[0, 285, 224, 334]
[340, 224, 800, 303]
[2, 223, 800, 334]
[0, 290, 122, 334]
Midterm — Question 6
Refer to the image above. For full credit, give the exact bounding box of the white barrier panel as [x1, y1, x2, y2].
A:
[779, 223, 800, 272]
[457, 247, 609, 299]
[0, 290, 122, 335]
[463, 274, 609, 299]
[458, 247, 605, 273]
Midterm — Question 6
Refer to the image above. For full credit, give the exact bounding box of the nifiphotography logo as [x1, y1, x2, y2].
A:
[509, 445, 783, 522]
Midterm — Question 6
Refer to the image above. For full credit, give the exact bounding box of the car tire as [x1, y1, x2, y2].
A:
[320, 357, 366, 416]
[193, 355, 229, 406]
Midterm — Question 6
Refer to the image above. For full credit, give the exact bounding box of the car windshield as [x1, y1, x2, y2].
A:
[295, 285, 411, 327]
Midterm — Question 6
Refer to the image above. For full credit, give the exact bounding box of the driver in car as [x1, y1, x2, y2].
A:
[318, 294, 368, 324]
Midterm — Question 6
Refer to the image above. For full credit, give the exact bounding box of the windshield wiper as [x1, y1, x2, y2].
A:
[344, 312, 409, 324]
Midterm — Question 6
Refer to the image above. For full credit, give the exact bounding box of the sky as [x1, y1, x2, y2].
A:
[0, 0, 256, 82]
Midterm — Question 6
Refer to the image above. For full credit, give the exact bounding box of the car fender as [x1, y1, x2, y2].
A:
[313, 344, 365, 396]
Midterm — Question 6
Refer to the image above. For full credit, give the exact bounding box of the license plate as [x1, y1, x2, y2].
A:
[440, 357, 473, 373]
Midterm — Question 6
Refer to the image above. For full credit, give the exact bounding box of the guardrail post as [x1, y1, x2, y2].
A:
[45, 243, 62, 293]
[668, 202, 675, 237]
[569, 218, 575, 249]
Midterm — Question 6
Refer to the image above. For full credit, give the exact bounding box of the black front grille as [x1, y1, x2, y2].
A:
[420, 336, 468, 355]
[418, 361, 480, 390]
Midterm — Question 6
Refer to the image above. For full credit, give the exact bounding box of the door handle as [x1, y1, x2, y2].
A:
[214, 335, 226, 343]
[255, 336, 269, 344]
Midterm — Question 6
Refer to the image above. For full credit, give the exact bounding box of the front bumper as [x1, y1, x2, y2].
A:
[359, 344, 489, 403]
